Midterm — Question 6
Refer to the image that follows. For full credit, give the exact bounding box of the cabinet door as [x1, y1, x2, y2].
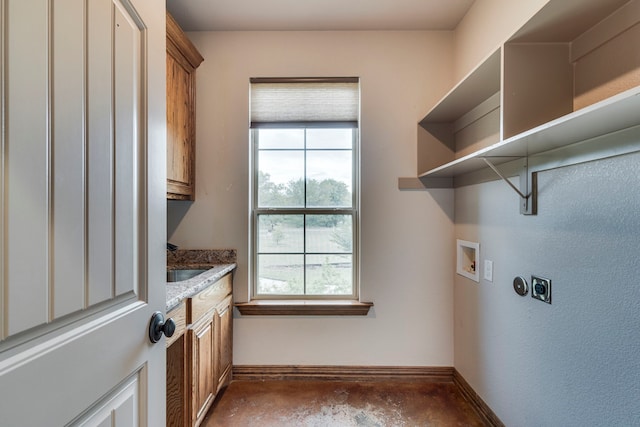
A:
[166, 50, 195, 200]
[190, 314, 217, 427]
[166, 13, 203, 201]
[216, 296, 233, 391]
[167, 334, 189, 427]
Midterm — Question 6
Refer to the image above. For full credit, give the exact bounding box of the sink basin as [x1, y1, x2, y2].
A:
[167, 269, 209, 282]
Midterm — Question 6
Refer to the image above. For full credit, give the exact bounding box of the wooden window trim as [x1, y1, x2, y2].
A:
[235, 300, 373, 316]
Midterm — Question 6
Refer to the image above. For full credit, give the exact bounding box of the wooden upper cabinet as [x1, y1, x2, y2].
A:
[166, 12, 204, 200]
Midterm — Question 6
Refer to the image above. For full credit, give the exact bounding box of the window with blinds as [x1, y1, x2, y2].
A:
[250, 78, 360, 299]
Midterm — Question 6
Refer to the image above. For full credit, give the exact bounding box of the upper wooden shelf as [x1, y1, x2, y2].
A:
[402, 0, 640, 190]
[421, 86, 640, 179]
[418, 49, 500, 126]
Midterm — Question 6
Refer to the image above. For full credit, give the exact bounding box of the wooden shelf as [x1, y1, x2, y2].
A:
[403, 0, 640, 194]
[420, 86, 640, 180]
[419, 49, 501, 125]
[508, 0, 631, 43]
[416, 49, 501, 175]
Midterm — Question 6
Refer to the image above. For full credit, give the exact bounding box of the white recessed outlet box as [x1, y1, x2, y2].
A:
[457, 240, 479, 282]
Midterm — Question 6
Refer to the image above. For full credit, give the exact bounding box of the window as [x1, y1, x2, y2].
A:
[250, 78, 359, 300]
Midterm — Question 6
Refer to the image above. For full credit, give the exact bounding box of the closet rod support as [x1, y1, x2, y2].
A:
[482, 158, 529, 199]
[482, 157, 537, 215]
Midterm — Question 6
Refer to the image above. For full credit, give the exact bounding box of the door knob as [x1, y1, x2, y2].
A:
[149, 311, 176, 343]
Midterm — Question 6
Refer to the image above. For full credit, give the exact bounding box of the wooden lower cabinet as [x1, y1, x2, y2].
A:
[166, 273, 233, 427]
[191, 313, 217, 426]
[216, 296, 233, 390]
[167, 333, 188, 427]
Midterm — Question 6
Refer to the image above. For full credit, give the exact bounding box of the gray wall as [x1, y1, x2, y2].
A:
[454, 151, 640, 426]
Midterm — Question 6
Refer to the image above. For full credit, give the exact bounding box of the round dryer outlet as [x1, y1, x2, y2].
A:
[513, 276, 529, 296]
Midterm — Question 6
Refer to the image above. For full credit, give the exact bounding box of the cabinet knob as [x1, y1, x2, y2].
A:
[148, 311, 176, 343]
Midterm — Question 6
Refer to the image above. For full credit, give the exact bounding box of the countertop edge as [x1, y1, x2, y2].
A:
[166, 263, 236, 312]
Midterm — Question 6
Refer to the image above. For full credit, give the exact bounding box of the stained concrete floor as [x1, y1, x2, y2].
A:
[202, 380, 486, 427]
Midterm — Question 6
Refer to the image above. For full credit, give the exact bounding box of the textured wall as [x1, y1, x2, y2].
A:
[454, 152, 640, 425]
[168, 30, 457, 366]
[451, 2, 640, 423]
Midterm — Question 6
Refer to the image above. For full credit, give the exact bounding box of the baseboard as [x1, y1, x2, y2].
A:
[232, 365, 454, 383]
[453, 369, 505, 427]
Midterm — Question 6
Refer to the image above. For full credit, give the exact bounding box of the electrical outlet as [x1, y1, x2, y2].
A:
[531, 275, 551, 304]
[513, 276, 528, 296]
[484, 260, 493, 282]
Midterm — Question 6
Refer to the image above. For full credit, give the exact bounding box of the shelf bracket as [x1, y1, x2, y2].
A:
[482, 158, 537, 215]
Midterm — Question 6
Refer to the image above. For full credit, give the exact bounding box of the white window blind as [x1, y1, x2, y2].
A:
[250, 78, 359, 126]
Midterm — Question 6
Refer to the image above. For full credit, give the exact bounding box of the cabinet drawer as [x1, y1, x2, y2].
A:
[190, 273, 232, 323]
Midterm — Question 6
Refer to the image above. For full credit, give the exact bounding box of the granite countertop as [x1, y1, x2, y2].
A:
[166, 248, 237, 312]
[166, 263, 236, 311]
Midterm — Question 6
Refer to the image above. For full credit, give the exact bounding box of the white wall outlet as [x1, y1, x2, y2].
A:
[484, 260, 493, 282]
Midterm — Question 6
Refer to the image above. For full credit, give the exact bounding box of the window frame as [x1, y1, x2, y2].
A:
[250, 122, 360, 301]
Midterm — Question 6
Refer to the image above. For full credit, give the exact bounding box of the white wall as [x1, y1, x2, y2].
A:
[452, 0, 640, 425]
[453, 0, 547, 79]
[168, 31, 457, 366]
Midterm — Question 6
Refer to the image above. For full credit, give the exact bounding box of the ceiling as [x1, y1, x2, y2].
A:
[166, 0, 476, 32]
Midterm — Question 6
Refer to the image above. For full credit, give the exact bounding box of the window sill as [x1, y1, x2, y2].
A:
[234, 300, 373, 316]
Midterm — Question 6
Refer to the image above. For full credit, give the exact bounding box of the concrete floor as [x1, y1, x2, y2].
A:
[202, 380, 486, 426]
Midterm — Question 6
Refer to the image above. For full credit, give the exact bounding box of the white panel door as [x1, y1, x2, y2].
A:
[0, 0, 167, 425]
